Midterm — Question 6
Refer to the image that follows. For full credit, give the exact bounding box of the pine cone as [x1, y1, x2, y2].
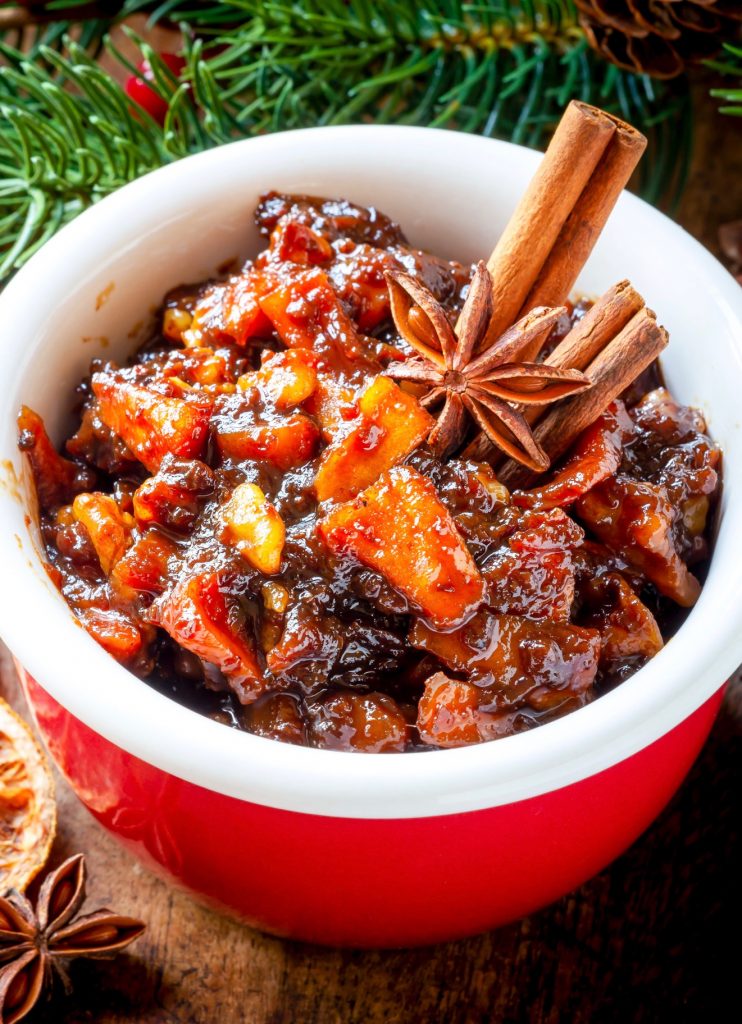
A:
[576, 1, 742, 79]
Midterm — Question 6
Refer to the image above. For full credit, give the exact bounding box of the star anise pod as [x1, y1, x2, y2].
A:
[384, 262, 592, 469]
[0, 855, 145, 1024]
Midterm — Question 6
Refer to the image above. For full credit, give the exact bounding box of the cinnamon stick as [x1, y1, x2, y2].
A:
[520, 122, 647, 315]
[544, 280, 645, 373]
[498, 308, 668, 488]
[477, 102, 617, 347]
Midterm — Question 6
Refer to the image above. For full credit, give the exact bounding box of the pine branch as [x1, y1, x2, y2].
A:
[0, 0, 694, 283]
[707, 43, 742, 117]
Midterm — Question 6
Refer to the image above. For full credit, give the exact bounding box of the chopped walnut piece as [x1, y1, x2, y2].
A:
[222, 482, 286, 576]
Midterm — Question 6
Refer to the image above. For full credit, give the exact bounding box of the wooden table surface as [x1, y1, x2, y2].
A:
[1, 81, 740, 1024]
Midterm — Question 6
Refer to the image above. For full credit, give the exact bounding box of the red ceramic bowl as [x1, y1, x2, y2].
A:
[1, 127, 741, 947]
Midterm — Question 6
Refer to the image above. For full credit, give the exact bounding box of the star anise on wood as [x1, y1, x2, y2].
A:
[0, 854, 145, 1024]
[384, 262, 593, 469]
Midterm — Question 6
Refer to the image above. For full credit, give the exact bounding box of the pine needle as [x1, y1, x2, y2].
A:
[0, 0, 696, 282]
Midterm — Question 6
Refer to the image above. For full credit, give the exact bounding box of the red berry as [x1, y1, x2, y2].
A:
[125, 53, 186, 125]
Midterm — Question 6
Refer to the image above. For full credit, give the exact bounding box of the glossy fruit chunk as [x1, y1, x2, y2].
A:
[188, 268, 274, 347]
[306, 691, 408, 752]
[319, 465, 485, 630]
[151, 573, 265, 703]
[222, 482, 285, 576]
[410, 610, 600, 703]
[214, 409, 319, 470]
[417, 673, 522, 748]
[483, 508, 583, 623]
[314, 376, 434, 502]
[238, 349, 319, 409]
[72, 492, 131, 575]
[242, 693, 307, 745]
[576, 476, 701, 606]
[92, 371, 211, 473]
[111, 530, 177, 598]
[258, 268, 364, 357]
[133, 456, 215, 533]
[579, 571, 663, 662]
[17, 406, 92, 511]
[514, 401, 634, 510]
[78, 607, 145, 663]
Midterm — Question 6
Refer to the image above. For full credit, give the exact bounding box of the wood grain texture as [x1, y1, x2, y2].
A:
[1, 77, 740, 1024]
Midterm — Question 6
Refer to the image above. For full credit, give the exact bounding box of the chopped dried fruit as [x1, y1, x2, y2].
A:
[92, 370, 212, 472]
[0, 697, 56, 893]
[72, 492, 131, 575]
[242, 693, 307, 745]
[417, 673, 522, 748]
[482, 508, 584, 622]
[151, 573, 265, 704]
[306, 691, 408, 752]
[133, 456, 214, 533]
[514, 401, 634, 510]
[411, 610, 600, 705]
[78, 607, 145, 663]
[579, 572, 663, 663]
[259, 267, 365, 358]
[314, 376, 434, 502]
[222, 482, 285, 575]
[319, 465, 485, 630]
[576, 476, 701, 606]
[17, 406, 93, 512]
[187, 267, 274, 346]
[111, 530, 178, 597]
[304, 372, 359, 442]
[214, 407, 319, 470]
[270, 218, 333, 266]
[238, 349, 319, 409]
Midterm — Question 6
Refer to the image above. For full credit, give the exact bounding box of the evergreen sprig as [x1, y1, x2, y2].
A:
[0, 0, 692, 283]
[708, 43, 742, 117]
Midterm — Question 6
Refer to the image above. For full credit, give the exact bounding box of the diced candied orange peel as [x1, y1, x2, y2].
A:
[222, 482, 285, 576]
[258, 267, 364, 357]
[72, 491, 131, 575]
[186, 268, 275, 347]
[152, 573, 265, 703]
[314, 376, 434, 503]
[318, 465, 485, 630]
[92, 371, 212, 473]
[215, 413, 319, 470]
[0, 697, 56, 893]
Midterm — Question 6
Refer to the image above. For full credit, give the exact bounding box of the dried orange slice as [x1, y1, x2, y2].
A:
[0, 697, 55, 892]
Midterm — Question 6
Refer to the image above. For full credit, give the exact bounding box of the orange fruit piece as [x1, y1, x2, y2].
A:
[0, 697, 56, 892]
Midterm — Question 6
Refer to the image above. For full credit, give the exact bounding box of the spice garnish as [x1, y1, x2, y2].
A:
[0, 855, 145, 1024]
[384, 261, 591, 469]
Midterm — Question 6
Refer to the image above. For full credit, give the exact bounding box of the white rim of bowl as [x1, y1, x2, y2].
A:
[1, 125, 741, 821]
